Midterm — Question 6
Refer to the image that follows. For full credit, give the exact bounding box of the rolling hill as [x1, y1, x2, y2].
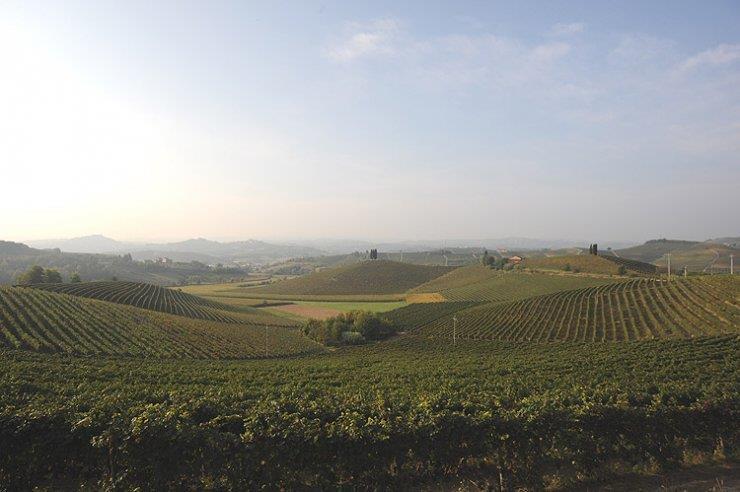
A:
[653, 242, 739, 273]
[523, 254, 623, 275]
[413, 276, 738, 341]
[0, 287, 320, 358]
[615, 239, 700, 263]
[247, 260, 455, 296]
[27, 281, 294, 326]
[411, 265, 622, 302]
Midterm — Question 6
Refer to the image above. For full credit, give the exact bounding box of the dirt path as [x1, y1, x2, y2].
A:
[702, 249, 721, 273]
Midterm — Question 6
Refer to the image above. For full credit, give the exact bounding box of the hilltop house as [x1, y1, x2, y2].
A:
[507, 255, 523, 264]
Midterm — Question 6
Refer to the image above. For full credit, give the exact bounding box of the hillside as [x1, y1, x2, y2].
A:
[615, 239, 700, 263]
[653, 242, 739, 273]
[0, 287, 320, 358]
[412, 266, 622, 302]
[524, 254, 623, 275]
[248, 260, 455, 296]
[0, 242, 246, 286]
[27, 281, 293, 326]
[414, 276, 739, 341]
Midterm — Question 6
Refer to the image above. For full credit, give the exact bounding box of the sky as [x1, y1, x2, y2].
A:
[1, 0, 739, 243]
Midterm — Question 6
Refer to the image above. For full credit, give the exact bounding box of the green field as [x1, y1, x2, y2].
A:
[1, 335, 737, 489]
[291, 299, 406, 313]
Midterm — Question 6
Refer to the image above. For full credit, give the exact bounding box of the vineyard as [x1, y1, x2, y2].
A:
[382, 301, 480, 330]
[435, 271, 620, 302]
[415, 276, 739, 341]
[523, 254, 623, 275]
[599, 253, 663, 275]
[25, 281, 290, 324]
[247, 260, 454, 296]
[0, 335, 737, 489]
[0, 287, 318, 358]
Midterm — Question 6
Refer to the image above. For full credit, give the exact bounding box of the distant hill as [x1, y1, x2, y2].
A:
[26, 234, 130, 254]
[26, 235, 325, 264]
[615, 239, 700, 263]
[653, 242, 739, 273]
[0, 241, 39, 256]
[249, 260, 455, 296]
[0, 241, 247, 286]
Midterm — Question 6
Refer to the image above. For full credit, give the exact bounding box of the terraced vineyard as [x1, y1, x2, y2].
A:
[28, 281, 247, 323]
[523, 254, 623, 275]
[437, 271, 621, 302]
[0, 287, 321, 358]
[600, 254, 662, 275]
[248, 260, 454, 296]
[382, 301, 480, 330]
[416, 276, 739, 341]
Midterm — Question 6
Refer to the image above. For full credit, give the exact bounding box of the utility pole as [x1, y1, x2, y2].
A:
[265, 325, 268, 357]
[453, 316, 457, 346]
[683, 266, 688, 277]
[731, 254, 734, 275]
[666, 253, 671, 281]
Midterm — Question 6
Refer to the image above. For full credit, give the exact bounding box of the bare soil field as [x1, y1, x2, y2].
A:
[269, 303, 342, 320]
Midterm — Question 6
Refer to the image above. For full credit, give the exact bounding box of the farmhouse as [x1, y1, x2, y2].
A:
[507, 255, 523, 264]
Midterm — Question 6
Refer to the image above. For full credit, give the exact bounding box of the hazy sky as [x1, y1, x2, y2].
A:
[1, 1, 739, 243]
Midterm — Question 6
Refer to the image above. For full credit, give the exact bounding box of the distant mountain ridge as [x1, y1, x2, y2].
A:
[26, 235, 325, 264]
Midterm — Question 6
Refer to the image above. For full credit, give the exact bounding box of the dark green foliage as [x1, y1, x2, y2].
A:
[0, 335, 737, 489]
[70, 273, 82, 283]
[15, 265, 62, 284]
[303, 311, 397, 345]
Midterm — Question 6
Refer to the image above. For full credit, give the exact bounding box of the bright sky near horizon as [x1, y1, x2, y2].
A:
[1, 1, 738, 243]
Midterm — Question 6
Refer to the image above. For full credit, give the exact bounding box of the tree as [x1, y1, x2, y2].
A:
[44, 269, 63, 283]
[70, 273, 82, 283]
[618, 265, 627, 275]
[16, 265, 46, 285]
[481, 250, 489, 266]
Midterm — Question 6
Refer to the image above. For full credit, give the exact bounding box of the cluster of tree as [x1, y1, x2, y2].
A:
[588, 243, 599, 255]
[303, 311, 397, 345]
[368, 249, 379, 260]
[15, 265, 81, 285]
[480, 250, 509, 269]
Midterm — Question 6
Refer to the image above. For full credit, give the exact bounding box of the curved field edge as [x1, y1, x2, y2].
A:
[0, 287, 322, 358]
[0, 335, 737, 489]
[26, 281, 293, 326]
[414, 275, 739, 341]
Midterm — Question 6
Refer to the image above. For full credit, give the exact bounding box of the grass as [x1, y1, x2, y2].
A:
[291, 300, 406, 313]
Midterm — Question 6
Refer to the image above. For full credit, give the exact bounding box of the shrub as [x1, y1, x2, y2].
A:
[303, 311, 397, 345]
